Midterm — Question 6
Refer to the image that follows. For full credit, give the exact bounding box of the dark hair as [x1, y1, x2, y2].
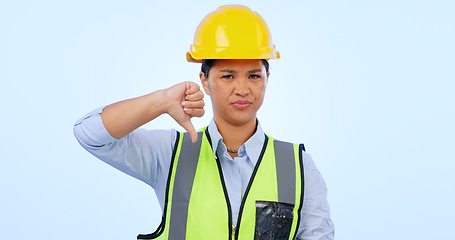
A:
[201, 59, 270, 78]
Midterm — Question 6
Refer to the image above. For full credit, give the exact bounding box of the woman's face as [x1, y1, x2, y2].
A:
[200, 59, 269, 127]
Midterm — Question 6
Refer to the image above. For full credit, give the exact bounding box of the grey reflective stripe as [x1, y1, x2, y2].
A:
[274, 140, 296, 205]
[168, 132, 203, 240]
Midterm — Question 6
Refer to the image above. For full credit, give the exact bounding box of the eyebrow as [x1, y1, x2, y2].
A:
[248, 69, 262, 73]
[219, 69, 262, 73]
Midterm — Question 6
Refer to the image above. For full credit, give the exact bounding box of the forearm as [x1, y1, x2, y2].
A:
[100, 89, 169, 139]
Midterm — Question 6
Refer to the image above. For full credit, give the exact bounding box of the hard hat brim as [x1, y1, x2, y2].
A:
[186, 49, 280, 63]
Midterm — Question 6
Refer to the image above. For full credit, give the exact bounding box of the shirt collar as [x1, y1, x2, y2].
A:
[207, 119, 266, 165]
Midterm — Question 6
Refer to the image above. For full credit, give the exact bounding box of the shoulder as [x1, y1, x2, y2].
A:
[124, 128, 179, 165]
[266, 135, 306, 152]
[266, 135, 318, 171]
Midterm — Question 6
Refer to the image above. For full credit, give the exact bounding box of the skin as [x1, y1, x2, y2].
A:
[100, 81, 205, 143]
[200, 59, 269, 157]
[100, 59, 268, 157]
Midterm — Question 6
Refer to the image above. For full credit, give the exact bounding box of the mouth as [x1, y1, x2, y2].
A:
[232, 100, 252, 109]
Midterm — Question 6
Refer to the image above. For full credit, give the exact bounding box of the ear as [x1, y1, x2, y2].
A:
[200, 71, 210, 95]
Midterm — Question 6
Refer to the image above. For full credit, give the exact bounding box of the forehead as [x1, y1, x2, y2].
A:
[211, 59, 265, 71]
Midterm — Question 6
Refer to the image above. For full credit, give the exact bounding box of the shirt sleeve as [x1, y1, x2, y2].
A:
[73, 106, 176, 191]
[296, 151, 335, 240]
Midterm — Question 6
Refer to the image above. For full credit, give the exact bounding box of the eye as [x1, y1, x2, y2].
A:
[249, 74, 261, 79]
[222, 75, 234, 79]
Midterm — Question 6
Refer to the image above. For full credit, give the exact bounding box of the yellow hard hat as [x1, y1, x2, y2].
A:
[186, 5, 280, 63]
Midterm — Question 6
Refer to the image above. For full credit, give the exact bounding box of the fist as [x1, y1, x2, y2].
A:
[165, 81, 205, 143]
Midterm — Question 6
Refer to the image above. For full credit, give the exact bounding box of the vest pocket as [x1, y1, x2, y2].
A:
[254, 201, 294, 240]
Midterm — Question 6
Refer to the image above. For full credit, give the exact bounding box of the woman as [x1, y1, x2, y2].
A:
[74, 5, 334, 240]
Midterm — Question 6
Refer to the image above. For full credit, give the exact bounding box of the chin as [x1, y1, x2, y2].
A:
[214, 107, 258, 126]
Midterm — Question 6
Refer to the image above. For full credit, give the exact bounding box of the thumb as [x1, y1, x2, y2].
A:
[180, 119, 198, 143]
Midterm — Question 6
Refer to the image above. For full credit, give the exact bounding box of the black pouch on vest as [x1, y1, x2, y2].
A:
[254, 201, 294, 240]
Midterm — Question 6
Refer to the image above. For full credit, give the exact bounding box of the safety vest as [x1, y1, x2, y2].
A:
[138, 128, 305, 240]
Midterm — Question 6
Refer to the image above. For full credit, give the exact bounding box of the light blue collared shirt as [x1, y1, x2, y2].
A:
[207, 119, 265, 226]
[74, 107, 334, 239]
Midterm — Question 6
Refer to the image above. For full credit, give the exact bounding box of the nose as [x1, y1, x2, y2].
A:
[234, 79, 250, 96]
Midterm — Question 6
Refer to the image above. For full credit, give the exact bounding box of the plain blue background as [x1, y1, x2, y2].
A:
[1, 0, 454, 239]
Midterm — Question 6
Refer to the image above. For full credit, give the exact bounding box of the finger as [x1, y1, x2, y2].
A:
[185, 81, 200, 95]
[185, 90, 204, 101]
[181, 99, 205, 109]
[180, 119, 198, 143]
[184, 107, 205, 118]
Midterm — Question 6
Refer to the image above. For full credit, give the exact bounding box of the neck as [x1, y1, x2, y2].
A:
[214, 116, 257, 152]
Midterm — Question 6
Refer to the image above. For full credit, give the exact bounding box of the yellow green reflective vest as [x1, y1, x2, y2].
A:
[138, 128, 305, 240]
